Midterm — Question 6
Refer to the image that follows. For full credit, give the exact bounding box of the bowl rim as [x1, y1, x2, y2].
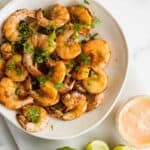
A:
[0, 0, 129, 140]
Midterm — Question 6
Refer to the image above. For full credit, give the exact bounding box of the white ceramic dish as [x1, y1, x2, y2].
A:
[0, 0, 128, 140]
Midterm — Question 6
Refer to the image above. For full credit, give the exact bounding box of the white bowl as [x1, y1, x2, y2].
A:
[0, 0, 128, 140]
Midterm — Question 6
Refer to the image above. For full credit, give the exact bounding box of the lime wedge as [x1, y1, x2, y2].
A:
[86, 140, 110, 150]
[113, 146, 133, 150]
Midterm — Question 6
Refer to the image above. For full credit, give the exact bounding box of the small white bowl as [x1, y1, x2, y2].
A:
[116, 96, 150, 148]
[0, 0, 128, 140]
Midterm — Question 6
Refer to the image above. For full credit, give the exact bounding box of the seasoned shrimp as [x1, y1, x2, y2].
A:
[51, 61, 66, 84]
[59, 77, 75, 94]
[0, 78, 33, 110]
[0, 43, 13, 60]
[31, 81, 58, 107]
[23, 33, 56, 77]
[82, 68, 108, 94]
[72, 65, 90, 80]
[86, 93, 103, 112]
[3, 9, 35, 42]
[0, 58, 5, 77]
[68, 5, 92, 35]
[36, 4, 70, 28]
[56, 25, 81, 59]
[62, 91, 87, 120]
[5, 54, 28, 82]
[17, 105, 49, 132]
[83, 39, 111, 68]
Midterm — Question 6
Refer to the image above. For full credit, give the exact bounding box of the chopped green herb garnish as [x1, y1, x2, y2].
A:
[6, 61, 23, 75]
[46, 24, 56, 30]
[27, 106, 41, 123]
[16, 67, 22, 75]
[34, 56, 43, 64]
[74, 23, 90, 33]
[54, 82, 64, 90]
[50, 124, 54, 130]
[80, 53, 91, 65]
[48, 31, 56, 48]
[15, 88, 20, 95]
[56, 147, 75, 150]
[74, 66, 79, 72]
[65, 63, 74, 70]
[6, 61, 16, 70]
[87, 81, 92, 86]
[87, 33, 98, 39]
[71, 32, 79, 41]
[74, 23, 81, 32]
[23, 42, 33, 53]
[18, 21, 30, 40]
[84, 0, 90, 5]
[37, 76, 49, 84]
[92, 17, 102, 28]
[34, 48, 50, 64]
[66, 73, 71, 77]
[57, 24, 69, 35]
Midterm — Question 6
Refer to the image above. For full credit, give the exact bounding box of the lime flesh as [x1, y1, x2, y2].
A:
[113, 146, 133, 150]
[86, 140, 110, 150]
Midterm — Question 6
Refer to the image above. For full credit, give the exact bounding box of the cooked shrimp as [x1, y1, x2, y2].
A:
[74, 81, 86, 93]
[62, 91, 87, 120]
[36, 4, 70, 28]
[47, 102, 65, 119]
[51, 61, 66, 84]
[5, 54, 28, 82]
[59, 77, 75, 94]
[23, 33, 56, 77]
[68, 5, 92, 35]
[72, 65, 90, 80]
[56, 25, 81, 59]
[24, 76, 32, 92]
[17, 105, 49, 132]
[31, 81, 58, 107]
[0, 43, 13, 60]
[0, 78, 33, 110]
[0, 58, 5, 77]
[82, 68, 108, 94]
[86, 93, 103, 112]
[3, 9, 35, 42]
[83, 39, 111, 68]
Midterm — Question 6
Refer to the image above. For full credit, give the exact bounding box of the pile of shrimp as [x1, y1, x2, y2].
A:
[0, 3, 111, 132]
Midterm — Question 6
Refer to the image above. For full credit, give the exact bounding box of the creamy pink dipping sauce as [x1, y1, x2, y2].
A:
[117, 96, 150, 147]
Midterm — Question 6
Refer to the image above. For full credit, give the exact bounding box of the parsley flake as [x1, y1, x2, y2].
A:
[27, 106, 41, 123]
[18, 21, 30, 40]
[37, 76, 49, 84]
[50, 124, 54, 130]
[6, 61, 16, 70]
[87, 33, 98, 39]
[48, 31, 56, 48]
[34, 48, 50, 64]
[16, 67, 22, 75]
[54, 82, 64, 90]
[80, 53, 91, 65]
[15, 88, 20, 95]
[23, 42, 33, 53]
[84, 0, 90, 5]
[92, 17, 102, 28]
[65, 63, 74, 70]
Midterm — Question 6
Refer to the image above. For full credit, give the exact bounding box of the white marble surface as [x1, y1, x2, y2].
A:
[0, 0, 150, 150]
